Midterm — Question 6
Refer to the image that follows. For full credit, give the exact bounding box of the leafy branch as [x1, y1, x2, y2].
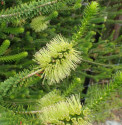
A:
[0, 0, 76, 23]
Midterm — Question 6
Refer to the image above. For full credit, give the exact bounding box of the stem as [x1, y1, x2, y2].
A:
[81, 59, 121, 68]
[16, 110, 42, 114]
[23, 69, 43, 79]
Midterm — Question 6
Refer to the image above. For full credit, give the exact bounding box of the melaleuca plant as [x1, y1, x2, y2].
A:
[0, 33, 82, 100]
[0, 0, 121, 125]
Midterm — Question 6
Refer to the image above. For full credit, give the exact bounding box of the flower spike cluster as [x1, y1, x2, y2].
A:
[40, 94, 92, 125]
[34, 35, 81, 84]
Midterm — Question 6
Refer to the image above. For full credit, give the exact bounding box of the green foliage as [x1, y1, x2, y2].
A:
[63, 77, 84, 97]
[0, 40, 28, 79]
[85, 71, 122, 112]
[0, 105, 29, 125]
[0, 0, 121, 124]
[3, 27, 24, 35]
[0, 51, 28, 62]
[0, 68, 31, 99]
[72, 1, 99, 43]
[91, 88, 122, 123]
[0, 0, 77, 23]
[0, 40, 10, 56]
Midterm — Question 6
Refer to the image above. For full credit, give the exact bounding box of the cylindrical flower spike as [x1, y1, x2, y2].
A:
[34, 34, 81, 84]
[30, 16, 49, 32]
[40, 94, 91, 125]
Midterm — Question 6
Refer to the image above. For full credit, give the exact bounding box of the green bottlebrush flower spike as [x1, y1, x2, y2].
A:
[34, 35, 81, 84]
[40, 94, 91, 125]
[30, 16, 49, 32]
